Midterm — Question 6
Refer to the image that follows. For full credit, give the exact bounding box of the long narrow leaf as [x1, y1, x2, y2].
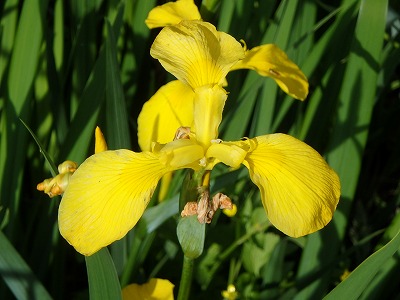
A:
[85, 248, 122, 300]
[0, 230, 52, 300]
[324, 230, 400, 300]
[20, 119, 58, 176]
[296, 0, 388, 298]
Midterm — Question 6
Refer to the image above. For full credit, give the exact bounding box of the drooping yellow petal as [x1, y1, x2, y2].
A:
[59, 150, 172, 256]
[231, 44, 309, 100]
[151, 20, 245, 88]
[122, 278, 174, 300]
[241, 134, 340, 237]
[145, 0, 201, 29]
[193, 85, 227, 148]
[138, 80, 195, 151]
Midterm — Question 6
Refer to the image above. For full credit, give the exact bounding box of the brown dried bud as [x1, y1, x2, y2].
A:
[181, 202, 198, 217]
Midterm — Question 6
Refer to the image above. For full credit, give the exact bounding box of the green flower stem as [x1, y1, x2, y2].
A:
[177, 255, 194, 300]
[177, 169, 208, 300]
[219, 221, 269, 262]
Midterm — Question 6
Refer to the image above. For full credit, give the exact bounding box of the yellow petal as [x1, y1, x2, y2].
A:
[151, 20, 244, 88]
[122, 278, 174, 300]
[158, 172, 173, 202]
[59, 150, 171, 256]
[95, 126, 108, 153]
[193, 85, 227, 148]
[232, 44, 309, 100]
[156, 138, 204, 170]
[206, 141, 248, 169]
[145, 0, 201, 29]
[138, 80, 195, 151]
[242, 134, 340, 237]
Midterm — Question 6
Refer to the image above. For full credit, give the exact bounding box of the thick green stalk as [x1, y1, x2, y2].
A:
[176, 169, 208, 299]
[177, 256, 194, 300]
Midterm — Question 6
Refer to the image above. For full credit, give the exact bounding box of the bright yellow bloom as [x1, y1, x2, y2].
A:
[57, 7, 339, 256]
[146, 0, 308, 100]
[222, 284, 238, 300]
[144, 20, 338, 236]
[122, 278, 174, 300]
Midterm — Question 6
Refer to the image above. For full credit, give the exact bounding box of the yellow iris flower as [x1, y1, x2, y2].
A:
[122, 278, 174, 300]
[145, 0, 308, 99]
[58, 5, 340, 256]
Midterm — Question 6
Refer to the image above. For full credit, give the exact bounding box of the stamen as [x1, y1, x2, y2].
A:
[269, 68, 280, 76]
[211, 139, 223, 144]
[174, 126, 191, 140]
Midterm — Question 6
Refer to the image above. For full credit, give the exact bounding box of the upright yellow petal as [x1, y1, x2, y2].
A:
[122, 278, 174, 300]
[193, 85, 227, 148]
[232, 44, 308, 100]
[138, 80, 195, 151]
[151, 20, 244, 88]
[145, 0, 201, 29]
[95, 126, 108, 153]
[59, 150, 171, 256]
[241, 134, 340, 237]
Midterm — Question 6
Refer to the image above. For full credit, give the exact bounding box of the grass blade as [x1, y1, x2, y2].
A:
[20, 119, 58, 176]
[85, 248, 122, 300]
[0, 230, 52, 300]
[324, 230, 400, 300]
[296, 0, 388, 298]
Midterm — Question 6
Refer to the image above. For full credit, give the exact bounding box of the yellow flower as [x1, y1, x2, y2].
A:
[142, 21, 339, 236]
[58, 11, 339, 256]
[222, 284, 238, 300]
[146, 0, 308, 100]
[122, 278, 174, 300]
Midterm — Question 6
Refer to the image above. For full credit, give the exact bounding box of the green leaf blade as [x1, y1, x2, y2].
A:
[85, 248, 122, 300]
